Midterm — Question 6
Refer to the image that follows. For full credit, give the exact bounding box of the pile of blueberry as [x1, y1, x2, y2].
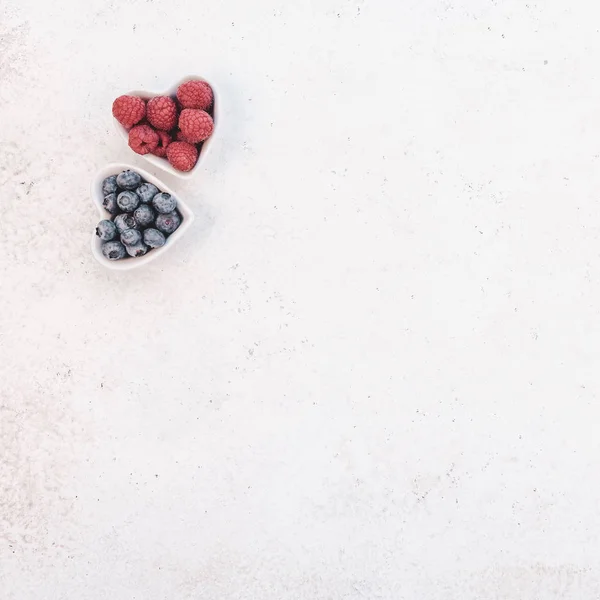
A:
[96, 170, 182, 260]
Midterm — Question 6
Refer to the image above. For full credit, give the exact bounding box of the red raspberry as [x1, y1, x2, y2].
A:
[146, 96, 177, 131]
[150, 130, 172, 158]
[128, 124, 159, 155]
[112, 95, 145, 129]
[179, 109, 214, 143]
[166, 141, 198, 172]
[177, 80, 213, 110]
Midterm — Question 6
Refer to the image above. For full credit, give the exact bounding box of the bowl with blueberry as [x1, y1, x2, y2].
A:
[91, 164, 194, 270]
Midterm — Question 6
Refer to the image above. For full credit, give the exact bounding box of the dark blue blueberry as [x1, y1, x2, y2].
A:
[136, 182, 159, 203]
[96, 219, 118, 241]
[102, 193, 119, 215]
[117, 190, 140, 212]
[101, 241, 127, 260]
[114, 213, 138, 233]
[155, 210, 181, 235]
[152, 192, 177, 214]
[120, 228, 142, 246]
[125, 242, 149, 258]
[143, 228, 166, 248]
[134, 203, 155, 228]
[116, 170, 142, 190]
[102, 175, 118, 196]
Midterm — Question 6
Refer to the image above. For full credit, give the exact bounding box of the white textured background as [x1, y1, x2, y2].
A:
[2, 0, 600, 598]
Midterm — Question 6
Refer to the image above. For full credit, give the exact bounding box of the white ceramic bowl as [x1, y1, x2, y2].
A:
[91, 163, 195, 271]
[113, 76, 218, 179]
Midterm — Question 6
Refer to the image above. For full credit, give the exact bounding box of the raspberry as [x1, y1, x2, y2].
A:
[166, 141, 198, 172]
[146, 96, 177, 131]
[179, 109, 214, 143]
[128, 124, 159, 155]
[112, 95, 145, 129]
[151, 130, 172, 158]
[177, 80, 213, 110]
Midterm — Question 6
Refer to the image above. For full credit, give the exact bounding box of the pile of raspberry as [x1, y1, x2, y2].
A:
[112, 80, 214, 172]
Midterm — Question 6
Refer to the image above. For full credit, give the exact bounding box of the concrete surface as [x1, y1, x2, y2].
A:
[1, 0, 600, 598]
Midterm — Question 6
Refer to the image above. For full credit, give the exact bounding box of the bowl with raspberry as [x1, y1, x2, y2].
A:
[112, 76, 218, 179]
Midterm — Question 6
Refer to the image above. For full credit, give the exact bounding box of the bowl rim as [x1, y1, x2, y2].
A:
[91, 162, 195, 271]
[113, 75, 218, 180]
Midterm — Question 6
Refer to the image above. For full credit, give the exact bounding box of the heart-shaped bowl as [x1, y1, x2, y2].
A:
[113, 76, 218, 179]
[91, 163, 195, 271]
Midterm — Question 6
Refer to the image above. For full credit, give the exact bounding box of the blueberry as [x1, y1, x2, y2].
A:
[136, 182, 159, 203]
[155, 211, 181, 235]
[102, 193, 119, 215]
[102, 175, 118, 196]
[120, 228, 142, 246]
[96, 219, 118, 241]
[125, 242, 149, 258]
[101, 241, 127, 260]
[116, 170, 142, 190]
[134, 203, 155, 228]
[143, 228, 166, 248]
[114, 213, 138, 233]
[152, 192, 177, 214]
[117, 190, 140, 212]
